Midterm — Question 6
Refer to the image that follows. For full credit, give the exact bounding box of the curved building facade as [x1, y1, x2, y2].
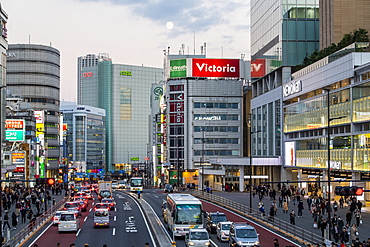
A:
[6, 44, 61, 174]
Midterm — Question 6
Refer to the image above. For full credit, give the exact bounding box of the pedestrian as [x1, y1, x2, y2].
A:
[52, 198, 56, 206]
[70, 244, 76, 247]
[274, 238, 279, 247]
[297, 200, 304, 217]
[103, 245, 107, 247]
[289, 210, 295, 225]
[340, 227, 349, 245]
[339, 197, 344, 208]
[57, 243, 61, 247]
[145, 242, 150, 247]
[354, 208, 361, 226]
[11, 212, 17, 229]
[3, 212, 11, 231]
[84, 244, 89, 247]
[138, 190, 141, 199]
[283, 199, 288, 213]
[269, 204, 275, 221]
[331, 223, 340, 243]
[320, 219, 328, 238]
[21, 207, 27, 223]
[350, 223, 358, 243]
[345, 210, 352, 226]
[29, 216, 36, 232]
[333, 201, 338, 213]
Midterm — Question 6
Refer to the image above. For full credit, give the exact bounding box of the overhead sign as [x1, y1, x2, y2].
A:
[192, 58, 240, 78]
[251, 59, 266, 78]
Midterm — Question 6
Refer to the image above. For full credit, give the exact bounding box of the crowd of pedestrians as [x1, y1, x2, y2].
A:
[253, 183, 369, 247]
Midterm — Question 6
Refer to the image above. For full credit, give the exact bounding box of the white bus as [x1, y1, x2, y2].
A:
[129, 177, 143, 192]
[164, 194, 204, 237]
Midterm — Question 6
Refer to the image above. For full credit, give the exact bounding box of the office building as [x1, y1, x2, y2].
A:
[60, 102, 106, 174]
[6, 44, 61, 176]
[0, 5, 7, 180]
[78, 54, 163, 171]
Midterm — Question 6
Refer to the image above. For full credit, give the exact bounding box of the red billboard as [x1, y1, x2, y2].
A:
[192, 58, 240, 78]
[251, 59, 266, 78]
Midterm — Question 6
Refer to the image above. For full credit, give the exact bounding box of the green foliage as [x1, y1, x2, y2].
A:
[294, 28, 369, 72]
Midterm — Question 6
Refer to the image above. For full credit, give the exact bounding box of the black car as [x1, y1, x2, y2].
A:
[205, 211, 227, 233]
[164, 184, 173, 193]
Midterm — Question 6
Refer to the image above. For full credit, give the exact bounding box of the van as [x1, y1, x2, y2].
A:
[229, 222, 259, 247]
[58, 212, 80, 233]
[185, 228, 210, 247]
[94, 209, 110, 228]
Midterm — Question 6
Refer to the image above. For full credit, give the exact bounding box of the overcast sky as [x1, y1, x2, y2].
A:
[2, 0, 250, 102]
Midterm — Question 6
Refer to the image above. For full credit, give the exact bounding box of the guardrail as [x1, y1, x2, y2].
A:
[3, 197, 69, 247]
[189, 190, 326, 247]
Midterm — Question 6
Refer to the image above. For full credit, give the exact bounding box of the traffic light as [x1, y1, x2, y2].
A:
[36, 178, 46, 185]
[334, 186, 364, 196]
[46, 178, 55, 186]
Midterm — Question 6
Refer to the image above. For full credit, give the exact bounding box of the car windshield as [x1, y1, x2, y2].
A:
[60, 214, 75, 221]
[175, 204, 202, 224]
[190, 232, 208, 240]
[65, 203, 78, 208]
[236, 229, 258, 238]
[100, 191, 111, 198]
[130, 179, 142, 186]
[221, 224, 231, 230]
[212, 215, 227, 222]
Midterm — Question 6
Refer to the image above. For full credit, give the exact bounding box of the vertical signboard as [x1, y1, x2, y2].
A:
[285, 142, 296, 166]
[5, 119, 25, 141]
[251, 59, 266, 78]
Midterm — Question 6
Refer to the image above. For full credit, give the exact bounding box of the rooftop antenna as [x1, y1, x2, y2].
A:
[204, 42, 207, 57]
[201, 45, 204, 55]
[29, 35, 30, 44]
[221, 46, 223, 58]
[194, 31, 196, 55]
[182, 44, 185, 55]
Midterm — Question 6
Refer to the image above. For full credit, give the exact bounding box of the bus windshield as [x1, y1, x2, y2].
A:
[130, 179, 143, 187]
[175, 204, 202, 224]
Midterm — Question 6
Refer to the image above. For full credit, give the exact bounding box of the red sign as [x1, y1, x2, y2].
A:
[251, 59, 266, 78]
[13, 166, 25, 173]
[170, 102, 184, 112]
[6, 120, 24, 129]
[83, 72, 93, 77]
[192, 59, 240, 78]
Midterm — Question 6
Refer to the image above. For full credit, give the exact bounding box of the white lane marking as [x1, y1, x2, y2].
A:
[92, 202, 95, 205]
[153, 195, 158, 198]
[113, 227, 116, 235]
[76, 228, 81, 236]
[114, 216, 117, 221]
[84, 216, 88, 222]
[115, 207, 117, 212]
[89, 208, 92, 212]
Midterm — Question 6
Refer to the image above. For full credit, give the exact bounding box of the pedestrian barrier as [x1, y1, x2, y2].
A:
[189, 190, 326, 247]
[3, 197, 68, 247]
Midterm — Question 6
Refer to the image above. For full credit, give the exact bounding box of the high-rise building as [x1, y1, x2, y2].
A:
[78, 54, 163, 172]
[60, 102, 106, 174]
[0, 5, 8, 180]
[320, 0, 370, 49]
[251, 0, 319, 74]
[6, 44, 61, 176]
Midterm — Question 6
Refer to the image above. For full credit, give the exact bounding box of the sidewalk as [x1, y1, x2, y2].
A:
[1, 190, 66, 242]
[210, 191, 370, 243]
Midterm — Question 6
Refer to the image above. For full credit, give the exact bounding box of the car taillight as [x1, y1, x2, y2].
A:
[110, 203, 114, 206]
[53, 217, 57, 220]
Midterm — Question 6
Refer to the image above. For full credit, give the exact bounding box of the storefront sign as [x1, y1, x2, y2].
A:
[6, 120, 24, 129]
[328, 161, 342, 169]
[170, 59, 187, 78]
[283, 80, 302, 97]
[194, 115, 221, 121]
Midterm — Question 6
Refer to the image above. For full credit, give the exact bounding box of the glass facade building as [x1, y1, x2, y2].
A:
[251, 0, 319, 72]
[78, 54, 163, 171]
[60, 102, 106, 172]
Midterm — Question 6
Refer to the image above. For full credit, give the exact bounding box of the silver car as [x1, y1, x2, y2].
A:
[58, 212, 80, 232]
[53, 210, 70, 225]
[185, 228, 210, 247]
[216, 221, 232, 241]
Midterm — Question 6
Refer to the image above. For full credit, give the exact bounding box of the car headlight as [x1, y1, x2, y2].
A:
[237, 241, 243, 245]
[221, 232, 225, 235]
[205, 242, 210, 246]
[212, 224, 216, 226]
[254, 241, 260, 246]
[188, 242, 195, 246]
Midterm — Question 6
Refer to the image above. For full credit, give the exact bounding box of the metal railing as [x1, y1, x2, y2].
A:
[3, 197, 68, 247]
[189, 190, 326, 247]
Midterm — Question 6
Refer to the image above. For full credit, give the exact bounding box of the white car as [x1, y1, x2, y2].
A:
[58, 212, 80, 232]
[216, 221, 233, 241]
[112, 183, 118, 189]
[53, 210, 70, 225]
[185, 228, 210, 247]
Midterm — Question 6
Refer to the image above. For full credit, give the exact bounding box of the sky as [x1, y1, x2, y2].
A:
[1, 0, 250, 102]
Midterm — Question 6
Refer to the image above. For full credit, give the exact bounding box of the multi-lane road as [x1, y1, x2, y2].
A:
[29, 189, 298, 247]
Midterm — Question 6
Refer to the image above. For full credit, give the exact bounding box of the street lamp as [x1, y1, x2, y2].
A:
[323, 88, 346, 241]
[249, 116, 260, 213]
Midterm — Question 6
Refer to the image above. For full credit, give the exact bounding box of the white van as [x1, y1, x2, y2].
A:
[58, 212, 80, 233]
[94, 208, 110, 228]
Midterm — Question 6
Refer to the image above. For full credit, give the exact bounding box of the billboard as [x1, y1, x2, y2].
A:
[251, 59, 266, 78]
[5, 119, 25, 141]
[170, 59, 187, 78]
[285, 142, 296, 166]
[192, 58, 240, 78]
[169, 58, 241, 78]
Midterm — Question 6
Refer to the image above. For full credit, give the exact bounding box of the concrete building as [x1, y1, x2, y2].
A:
[60, 102, 106, 175]
[320, 0, 370, 49]
[78, 54, 163, 172]
[0, 4, 8, 180]
[6, 44, 61, 176]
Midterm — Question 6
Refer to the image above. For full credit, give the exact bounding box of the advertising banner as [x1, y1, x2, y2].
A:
[5, 119, 25, 142]
[12, 152, 25, 164]
[170, 59, 187, 78]
[192, 58, 240, 78]
[251, 59, 266, 78]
